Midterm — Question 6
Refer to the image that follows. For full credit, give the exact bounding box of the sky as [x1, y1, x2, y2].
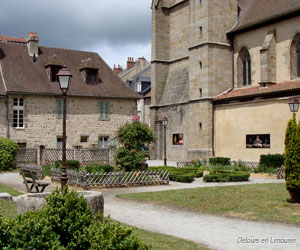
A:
[0, 0, 152, 69]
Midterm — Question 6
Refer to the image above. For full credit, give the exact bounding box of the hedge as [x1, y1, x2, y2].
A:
[259, 154, 284, 169]
[209, 157, 231, 166]
[55, 160, 81, 171]
[0, 138, 18, 171]
[203, 171, 250, 182]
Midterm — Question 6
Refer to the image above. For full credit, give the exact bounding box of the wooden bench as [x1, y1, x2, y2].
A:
[19, 165, 50, 193]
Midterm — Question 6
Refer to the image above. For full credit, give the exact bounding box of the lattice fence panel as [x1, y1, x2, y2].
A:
[16, 148, 38, 166]
[81, 148, 109, 164]
[177, 161, 193, 168]
[51, 168, 169, 189]
[43, 149, 75, 165]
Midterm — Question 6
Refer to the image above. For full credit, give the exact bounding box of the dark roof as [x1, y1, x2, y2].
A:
[229, 0, 300, 34]
[0, 41, 140, 99]
[214, 81, 300, 102]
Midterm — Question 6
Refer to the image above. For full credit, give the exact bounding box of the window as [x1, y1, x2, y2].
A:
[237, 48, 251, 86]
[137, 82, 142, 92]
[99, 101, 110, 120]
[99, 136, 109, 148]
[199, 26, 203, 36]
[199, 61, 202, 70]
[173, 134, 183, 145]
[13, 98, 24, 128]
[291, 34, 300, 79]
[246, 134, 270, 148]
[57, 137, 63, 149]
[50, 65, 62, 82]
[86, 69, 98, 84]
[57, 99, 68, 119]
[80, 136, 89, 143]
[137, 99, 141, 111]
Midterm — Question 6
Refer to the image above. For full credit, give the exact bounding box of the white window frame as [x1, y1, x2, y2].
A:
[137, 99, 141, 111]
[13, 98, 25, 128]
[99, 136, 109, 148]
[137, 81, 142, 92]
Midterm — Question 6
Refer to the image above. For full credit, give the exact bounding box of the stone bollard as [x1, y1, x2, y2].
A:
[16, 191, 104, 221]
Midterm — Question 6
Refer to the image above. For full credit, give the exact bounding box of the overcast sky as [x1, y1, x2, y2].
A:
[0, 0, 152, 69]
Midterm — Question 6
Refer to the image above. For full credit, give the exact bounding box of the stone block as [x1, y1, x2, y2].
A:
[0, 192, 13, 201]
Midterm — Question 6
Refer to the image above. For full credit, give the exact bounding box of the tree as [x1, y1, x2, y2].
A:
[284, 113, 300, 203]
[115, 118, 154, 171]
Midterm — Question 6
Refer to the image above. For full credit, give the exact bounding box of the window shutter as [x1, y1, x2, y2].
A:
[99, 101, 109, 120]
[57, 99, 63, 119]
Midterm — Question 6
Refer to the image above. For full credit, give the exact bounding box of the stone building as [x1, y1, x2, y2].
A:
[151, 0, 300, 162]
[0, 33, 139, 149]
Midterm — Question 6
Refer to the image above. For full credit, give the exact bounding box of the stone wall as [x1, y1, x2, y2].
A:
[3, 95, 136, 148]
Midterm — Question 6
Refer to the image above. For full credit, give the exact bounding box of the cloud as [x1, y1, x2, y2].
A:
[0, 0, 152, 67]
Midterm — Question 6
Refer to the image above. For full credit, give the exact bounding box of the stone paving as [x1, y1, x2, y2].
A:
[1, 171, 299, 250]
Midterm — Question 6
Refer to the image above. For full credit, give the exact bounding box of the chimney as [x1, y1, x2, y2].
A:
[126, 57, 136, 70]
[113, 64, 123, 75]
[27, 32, 39, 57]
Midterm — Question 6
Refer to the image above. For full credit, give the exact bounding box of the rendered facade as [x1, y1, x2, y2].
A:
[151, 0, 300, 162]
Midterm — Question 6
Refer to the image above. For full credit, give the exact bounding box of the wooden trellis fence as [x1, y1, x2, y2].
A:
[16, 148, 38, 166]
[42, 148, 109, 165]
[51, 168, 169, 189]
[177, 160, 259, 169]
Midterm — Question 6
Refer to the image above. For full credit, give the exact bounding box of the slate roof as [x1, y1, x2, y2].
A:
[0, 41, 140, 99]
[230, 0, 300, 34]
[0, 35, 27, 44]
[214, 81, 300, 102]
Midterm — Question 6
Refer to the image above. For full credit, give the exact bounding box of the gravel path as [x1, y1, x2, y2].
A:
[1, 172, 299, 250]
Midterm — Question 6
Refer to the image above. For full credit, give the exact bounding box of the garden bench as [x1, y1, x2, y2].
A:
[276, 165, 284, 179]
[19, 164, 50, 193]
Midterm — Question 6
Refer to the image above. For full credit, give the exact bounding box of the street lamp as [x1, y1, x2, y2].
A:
[57, 66, 72, 190]
[162, 117, 168, 166]
[288, 98, 300, 113]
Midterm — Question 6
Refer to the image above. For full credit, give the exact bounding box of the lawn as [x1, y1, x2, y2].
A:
[118, 183, 300, 225]
[0, 183, 210, 250]
[0, 183, 22, 219]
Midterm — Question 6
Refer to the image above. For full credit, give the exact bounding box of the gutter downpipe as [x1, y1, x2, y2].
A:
[5, 96, 10, 139]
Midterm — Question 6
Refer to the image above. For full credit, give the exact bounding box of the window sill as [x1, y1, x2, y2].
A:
[13, 127, 25, 130]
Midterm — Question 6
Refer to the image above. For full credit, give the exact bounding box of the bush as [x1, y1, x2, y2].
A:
[42, 164, 54, 176]
[0, 187, 150, 250]
[284, 113, 300, 203]
[55, 160, 80, 171]
[203, 170, 250, 182]
[0, 138, 18, 171]
[259, 154, 284, 169]
[209, 157, 231, 166]
[85, 163, 115, 173]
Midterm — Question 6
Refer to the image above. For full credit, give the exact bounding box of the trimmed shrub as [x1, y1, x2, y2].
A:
[0, 138, 18, 171]
[85, 163, 115, 173]
[172, 173, 195, 183]
[42, 164, 54, 176]
[259, 154, 284, 169]
[284, 113, 300, 203]
[203, 170, 250, 182]
[0, 187, 150, 250]
[209, 157, 230, 166]
[55, 160, 80, 171]
[115, 147, 149, 171]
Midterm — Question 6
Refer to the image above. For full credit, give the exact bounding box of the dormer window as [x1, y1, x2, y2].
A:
[86, 69, 98, 84]
[50, 65, 62, 82]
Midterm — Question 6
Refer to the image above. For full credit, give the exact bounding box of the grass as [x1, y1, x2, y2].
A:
[119, 222, 211, 250]
[118, 183, 300, 225]
[0, 183, 22, 219]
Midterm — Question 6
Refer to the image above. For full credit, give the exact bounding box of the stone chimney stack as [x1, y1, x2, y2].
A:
[113, 64, 124, 75]
[126, 57, 136, 70]
[27, 32, 39, 57]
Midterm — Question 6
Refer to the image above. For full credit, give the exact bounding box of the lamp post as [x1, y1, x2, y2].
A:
[162, 117, 168, 166]
[57, 66, 72, 190]
[288, 98, 300, 113]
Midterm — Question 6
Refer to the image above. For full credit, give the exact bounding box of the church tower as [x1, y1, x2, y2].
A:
[151, 0, 238, 161]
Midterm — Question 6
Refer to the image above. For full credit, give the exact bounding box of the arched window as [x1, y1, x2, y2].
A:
[237, 48, 251, 87]
[290, 33, 300, 79]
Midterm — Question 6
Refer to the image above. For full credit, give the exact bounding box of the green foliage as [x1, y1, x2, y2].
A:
[203, 170, 250, 182]
[209, 157, 231, 166]
[85, 162, 115, 173]
[254, 164, 277, 174]
[0, 187, 150, 250]
[284, 114, 300, 202]
[42, 164, 54, 176]
[0, 138, 18, 171]
[148, 166, 203, 183]
[259, 154, 284, 169]
[117, 121, 154, 150]
[55, 160, 80, 171]
[116, 145, 150, 172]
[115, 120, 154, 171]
